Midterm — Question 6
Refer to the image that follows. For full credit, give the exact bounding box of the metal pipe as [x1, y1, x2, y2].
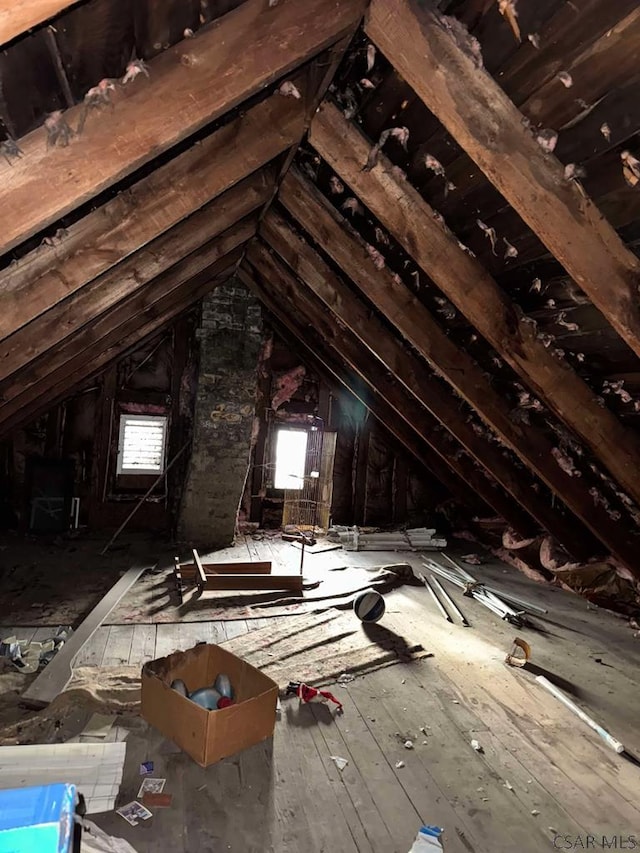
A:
[536, 676, 624, 754]
[419, 574, 452, 622]
[422, 562, 465, 589]
[440, 552, 477, 583]
[430, 576, 469, 626]
[484, 586, 548, 615]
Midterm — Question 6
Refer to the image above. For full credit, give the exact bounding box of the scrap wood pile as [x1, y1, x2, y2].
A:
[328, 525, 447, 551]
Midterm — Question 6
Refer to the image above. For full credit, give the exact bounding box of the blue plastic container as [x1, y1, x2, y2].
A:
[0, 783, 77, 853]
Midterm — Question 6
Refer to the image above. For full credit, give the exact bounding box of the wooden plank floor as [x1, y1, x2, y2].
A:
[3, 541, 640, 851]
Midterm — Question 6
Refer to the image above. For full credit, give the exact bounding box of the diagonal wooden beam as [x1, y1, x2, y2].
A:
[365, 0, 640, 360]
[242, 252, 539, 538]
[0, 172, 271, 386]
[0, 257, 241, 439]
[0, 221, 252, 430]
[0, 1, 83, 45]
[238, 263, 494, 520]
[0, 69, 308, 340]
[308, 105, 640, 522]
[259, 211, 640, 566]
[0, 0, 366, 256]
[279, 169, 637, 563]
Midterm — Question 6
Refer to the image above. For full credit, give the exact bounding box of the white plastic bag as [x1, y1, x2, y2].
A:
[81, 819, 139, 853]
[408, 825, 444, 852]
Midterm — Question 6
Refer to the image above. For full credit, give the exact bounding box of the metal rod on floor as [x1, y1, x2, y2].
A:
[419, 573, 452, 622]
[484, 586, 548, 616]
[99, 441, 191, 555]
[440, 552, 476, 583]
[430, 576, 469, 626]
[536, 676, 624, 754]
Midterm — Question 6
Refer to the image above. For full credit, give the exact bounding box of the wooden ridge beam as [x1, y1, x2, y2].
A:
[0, 172, 270, 386]
[309, 101, 640, 511]
[0, 258, 239, 439]
[0, 0, 367, 256]
[238, 264, 492, 520]
[259, 211, 635, 564]
[364, 0, 640, 361]
[242, 251, 538, 538]
[0, 235, 247, 436]
[0, 68, 308, 340]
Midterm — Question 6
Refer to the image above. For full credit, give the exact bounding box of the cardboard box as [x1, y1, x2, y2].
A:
[141, 643, 278, 767]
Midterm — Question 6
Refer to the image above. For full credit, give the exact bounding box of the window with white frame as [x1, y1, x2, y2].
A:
[117, 414, 168, 476]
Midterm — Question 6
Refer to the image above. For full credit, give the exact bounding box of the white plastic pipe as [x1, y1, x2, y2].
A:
[536, 676, 624, 754]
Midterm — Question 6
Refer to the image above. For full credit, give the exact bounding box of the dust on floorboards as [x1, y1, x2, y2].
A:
[2, 542, 640, 851]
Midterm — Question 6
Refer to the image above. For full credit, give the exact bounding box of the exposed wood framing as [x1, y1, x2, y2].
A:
[242, 251, 538, 538]
[0, 74, 306, 340]
[0, 176, 269, 387]
[238, 266, 490, 519]
[0, 0, 367, 255]
[364, 0, 640, 360]
[253, 31, 358, 228]
[259, 213, 604, 560]
[0, 256, 241, 438]
[0, 1, 82, 45]
[277, 168, 640, 568]
[308, 103, 640, 527]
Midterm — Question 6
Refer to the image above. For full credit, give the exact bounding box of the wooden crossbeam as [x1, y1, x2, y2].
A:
[364, 0, 640, 361]
[0, 256, 241, 438]
[0, 0, 367, 256]
[242, 257, 538, 539]
[0, 71, 307, 341]
[0, 173, 270, 388]
[258, 214, 638, 564]
[308, 104, 640, 533]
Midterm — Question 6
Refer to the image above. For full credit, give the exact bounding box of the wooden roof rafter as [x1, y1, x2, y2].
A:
[0, 252, 242, 438]
[0, 173, 271, 392]
[364, 0, 640, 362]
[0, 1, 87, 47]
[0, 0, 365, 437]
[258, 209, 607, 561]
[0, 0, 368, 256]
[0, 75, 309, 340]
[307, 101, 640, 512]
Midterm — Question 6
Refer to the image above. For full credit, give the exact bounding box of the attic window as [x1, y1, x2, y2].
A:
[274, 428, 307, 490]
[117, 414, 168, 476]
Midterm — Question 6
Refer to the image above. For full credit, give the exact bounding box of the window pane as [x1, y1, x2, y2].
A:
[274, 429, 307, 490]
